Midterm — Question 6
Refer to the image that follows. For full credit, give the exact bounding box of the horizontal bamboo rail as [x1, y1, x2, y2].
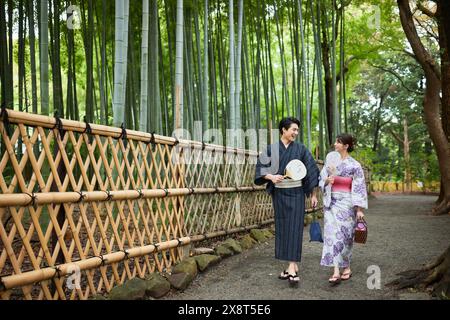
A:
[5, 109, 258, 156]
[0, 187, 266, 207]
[0, 237, 190, 291]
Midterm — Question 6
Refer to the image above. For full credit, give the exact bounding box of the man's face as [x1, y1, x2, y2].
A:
[283, 124, 299, 142]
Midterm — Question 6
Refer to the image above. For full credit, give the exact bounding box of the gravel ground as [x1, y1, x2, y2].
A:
[161, 194, 450, 300]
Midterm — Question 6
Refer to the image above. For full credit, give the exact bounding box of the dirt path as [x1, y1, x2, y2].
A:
[162, 195, 450, 300]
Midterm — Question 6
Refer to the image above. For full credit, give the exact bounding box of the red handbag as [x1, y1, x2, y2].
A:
[354, 218, 368, 244]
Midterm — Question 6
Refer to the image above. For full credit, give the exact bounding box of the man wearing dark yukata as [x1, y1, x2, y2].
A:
[254, 117, 319, 287]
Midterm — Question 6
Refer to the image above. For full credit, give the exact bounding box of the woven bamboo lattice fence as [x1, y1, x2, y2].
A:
[0, 109, 311, 300]
[0, 109, 328, 300]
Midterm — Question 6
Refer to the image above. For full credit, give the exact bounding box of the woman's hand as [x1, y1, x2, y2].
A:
[265, 174, 284, 184]
[325, 176, 335, 186]
[356, 210, 365, 221]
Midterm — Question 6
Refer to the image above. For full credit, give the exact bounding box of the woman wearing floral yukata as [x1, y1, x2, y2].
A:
[319, 133, 368, 285]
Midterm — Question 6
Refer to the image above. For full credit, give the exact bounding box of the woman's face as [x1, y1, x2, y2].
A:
[282, 123, 299, 142]
[334, 139, 348, 153]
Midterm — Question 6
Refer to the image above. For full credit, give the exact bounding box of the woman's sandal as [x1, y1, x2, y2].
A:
[328, 275, 341, 285]
[341, 271, 352, 281]
[288, 273, 300, 287]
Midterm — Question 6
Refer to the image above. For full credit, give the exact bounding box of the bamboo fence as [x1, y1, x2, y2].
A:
[0, 109, 331, 300]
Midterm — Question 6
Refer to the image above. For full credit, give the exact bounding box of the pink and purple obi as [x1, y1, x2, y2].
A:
[331, 176, 352, 193]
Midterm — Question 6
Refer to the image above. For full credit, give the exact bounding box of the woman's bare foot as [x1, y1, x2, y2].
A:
[328, 273, 341, 284]
[329, 267, 341, 284]
[341, 268, 352, 280]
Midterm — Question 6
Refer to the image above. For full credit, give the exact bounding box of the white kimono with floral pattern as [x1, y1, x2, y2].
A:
[318, 157, 368, 268]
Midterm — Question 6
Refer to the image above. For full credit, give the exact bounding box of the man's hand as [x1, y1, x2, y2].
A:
[265, 174, 284, 184]
[311, 195, 318, 208]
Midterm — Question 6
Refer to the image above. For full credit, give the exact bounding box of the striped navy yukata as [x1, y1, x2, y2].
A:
[254, 141, 319, 262]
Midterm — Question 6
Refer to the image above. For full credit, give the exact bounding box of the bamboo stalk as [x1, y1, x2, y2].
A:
[0, 237, 190, 291]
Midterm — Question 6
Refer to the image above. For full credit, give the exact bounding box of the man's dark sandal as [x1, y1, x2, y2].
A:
[288, 273, 299, 287]
[278, 270, 290, 280]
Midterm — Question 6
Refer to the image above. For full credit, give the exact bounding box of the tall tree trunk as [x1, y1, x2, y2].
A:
[66, 0, 74, 120]
[391, 118, 413, 193]
[440, 0, 450, 142]
[113, 0, 129, 127]
[437, 0, 450, 207]
[97, 0, 107, 124]
[17, 0, 25, 161]
[389, 3, 450, 298]
[228, 0, 236, 138]
[183, 9, 194, 133]
[291, 2, 300, 135]
[18, 0, 25, 114]
[403, 119, 412, 193]
[6, 0, 13, 108]
[174, 0, 184, 133]
[149, 0, 161, 133]
[234, 0, 243, 134]
[274, 3, 289, 117]
[202, 0, 209, 132]
[86, 0, 94, 122]
[139, 0, 149, 132]
[331, 0, 339, 138]
[298, 0, 311, 149]
[321, 4, 333, 146]
[193, 6, 203, 133]
[71, 4, 79, 122]
[340, 2, 348, 132]
[39, 0, 49, 115]
[243, 17, 255, 132]
[372, 88, 389, 152]
[164, 0, 175, 119]
[311, 0, 325, 158]
[158, 18, 169, 135]
[210, 31, 218, 130]
[0, 1, 7, 109]
[216, 3, 227, 134]
[27, 0, 38, 115]
[52, 0, 64, 117]
[398, 0, 450, 214]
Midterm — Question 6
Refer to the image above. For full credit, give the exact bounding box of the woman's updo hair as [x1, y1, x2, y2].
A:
[336, 133, 356, 152]
[279, 117, 300, 135]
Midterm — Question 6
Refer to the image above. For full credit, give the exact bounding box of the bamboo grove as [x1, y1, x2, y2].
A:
[0, 0, 358, 158]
